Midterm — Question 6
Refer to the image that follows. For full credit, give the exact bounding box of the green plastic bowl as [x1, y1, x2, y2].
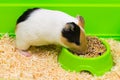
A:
[58, 39, 113, 76]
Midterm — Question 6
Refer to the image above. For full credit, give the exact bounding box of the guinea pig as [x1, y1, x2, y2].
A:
[15, 8, 87, 56]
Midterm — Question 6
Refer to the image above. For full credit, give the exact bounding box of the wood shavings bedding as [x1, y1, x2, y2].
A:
[0, 34, 120, 80]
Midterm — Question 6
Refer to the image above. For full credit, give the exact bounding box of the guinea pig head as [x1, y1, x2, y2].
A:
[61, 16, 87, 54]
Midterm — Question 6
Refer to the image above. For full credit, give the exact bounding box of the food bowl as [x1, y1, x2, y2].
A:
[58, 39, 113, 76]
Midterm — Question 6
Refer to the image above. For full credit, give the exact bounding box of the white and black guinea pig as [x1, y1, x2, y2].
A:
[15, 8, 87, 53]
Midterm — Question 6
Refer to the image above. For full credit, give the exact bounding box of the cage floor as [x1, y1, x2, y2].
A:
[0, 34, 120, 80]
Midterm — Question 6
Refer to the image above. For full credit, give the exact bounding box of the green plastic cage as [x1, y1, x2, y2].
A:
[0, 0, 119, 77]
[0, 0, 120, 40]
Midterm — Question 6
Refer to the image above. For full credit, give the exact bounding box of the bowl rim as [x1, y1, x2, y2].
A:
[62, 38, 110, 60]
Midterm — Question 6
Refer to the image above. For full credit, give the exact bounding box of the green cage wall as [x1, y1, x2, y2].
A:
[0, 0, 120, 40]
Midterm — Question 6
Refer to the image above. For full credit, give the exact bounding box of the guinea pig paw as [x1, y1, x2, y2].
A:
[19, 50, 32, 57]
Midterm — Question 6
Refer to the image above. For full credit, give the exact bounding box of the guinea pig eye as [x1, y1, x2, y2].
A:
[75, 41, 80, 45]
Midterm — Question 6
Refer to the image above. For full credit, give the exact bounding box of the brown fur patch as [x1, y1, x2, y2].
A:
[79, 29, 87, 51]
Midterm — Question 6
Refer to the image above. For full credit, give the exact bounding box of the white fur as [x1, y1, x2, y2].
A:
[16, 9, 82, 50]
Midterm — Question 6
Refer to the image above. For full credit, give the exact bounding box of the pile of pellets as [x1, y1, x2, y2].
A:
[74, 36, 106, 58]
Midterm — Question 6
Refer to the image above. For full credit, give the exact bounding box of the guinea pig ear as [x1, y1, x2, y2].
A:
[64, 23, 74, 31]
[77, 15, 85, 28]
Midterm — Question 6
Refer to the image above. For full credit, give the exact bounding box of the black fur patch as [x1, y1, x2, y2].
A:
[17, 8, 39, 24]
[62, 22, 81, 45]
